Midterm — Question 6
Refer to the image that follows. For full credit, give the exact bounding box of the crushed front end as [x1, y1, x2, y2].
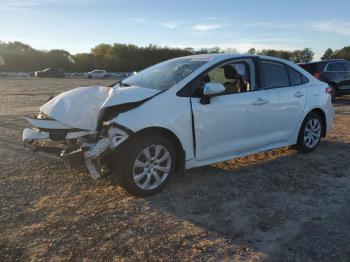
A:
[23, 114, 131, 179]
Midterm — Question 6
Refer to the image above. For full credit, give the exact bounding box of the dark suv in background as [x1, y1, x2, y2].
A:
[299, 59, 350, 101]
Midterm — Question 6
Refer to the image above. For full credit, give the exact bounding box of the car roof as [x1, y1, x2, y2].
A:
[176, 53, 294, 64]
[178, 53, 319, 82]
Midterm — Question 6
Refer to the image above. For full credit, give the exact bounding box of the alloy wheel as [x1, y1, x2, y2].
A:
[132, 144, 171, 190]
[304, 118, 321, 148]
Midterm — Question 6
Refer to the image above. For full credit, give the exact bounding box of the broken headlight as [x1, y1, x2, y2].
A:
[96, 101, 145, 131]
[36, 112, 52, 119]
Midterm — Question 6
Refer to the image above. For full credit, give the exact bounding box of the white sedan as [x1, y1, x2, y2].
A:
[85, 69, 109, 79]
[23, 54, 334, 196]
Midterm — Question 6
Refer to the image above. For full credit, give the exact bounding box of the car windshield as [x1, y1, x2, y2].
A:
[121, 57, 209, 90]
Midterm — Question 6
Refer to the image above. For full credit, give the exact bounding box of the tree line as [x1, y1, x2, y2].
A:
[0, 41, 349, 72]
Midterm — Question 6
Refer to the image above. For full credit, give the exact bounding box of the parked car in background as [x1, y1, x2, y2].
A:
[109, 72, 136, 78]
[35, 68, 65, 78]
[17, 72, 31, 77]
[299, 59, 350, 101]
[66, 72, 84, 78]
[23, 54, 334, 196]
[85, 70, 109, 79]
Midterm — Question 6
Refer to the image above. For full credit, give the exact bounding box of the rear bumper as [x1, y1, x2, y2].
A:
[325, 104, 334, 134]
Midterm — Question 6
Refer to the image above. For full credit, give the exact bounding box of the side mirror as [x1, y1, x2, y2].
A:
[200, 83, 225, 104]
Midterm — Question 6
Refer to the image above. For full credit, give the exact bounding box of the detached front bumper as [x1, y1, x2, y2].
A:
[23, 118, 131, 179]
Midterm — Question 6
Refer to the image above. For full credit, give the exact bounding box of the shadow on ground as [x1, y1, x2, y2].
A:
[145, 141, 350, 261]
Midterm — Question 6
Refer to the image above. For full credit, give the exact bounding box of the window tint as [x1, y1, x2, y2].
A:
[326, 62, 347, 72]
[261, 61, 289, 89]
[287, 66, 302, 86]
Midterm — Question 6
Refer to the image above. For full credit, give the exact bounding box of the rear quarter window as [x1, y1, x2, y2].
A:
[287, 66, 309, 86]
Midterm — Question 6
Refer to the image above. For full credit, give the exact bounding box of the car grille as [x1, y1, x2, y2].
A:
[49, 130, 67, 141]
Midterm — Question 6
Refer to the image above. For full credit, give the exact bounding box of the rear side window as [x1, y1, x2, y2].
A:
[261, 61, 289, 89]
[287, 66, 309, 86]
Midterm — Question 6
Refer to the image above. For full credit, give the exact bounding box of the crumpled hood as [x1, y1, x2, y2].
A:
[40, 85, 160, 131]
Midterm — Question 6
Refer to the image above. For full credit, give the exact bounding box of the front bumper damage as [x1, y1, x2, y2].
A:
[23, 118, 131, 179]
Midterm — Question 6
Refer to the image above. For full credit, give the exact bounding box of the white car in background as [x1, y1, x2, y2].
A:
[23, 54, 334, 196]
[85, 69, 109, 79]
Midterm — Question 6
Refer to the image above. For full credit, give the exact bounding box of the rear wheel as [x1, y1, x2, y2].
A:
[113, 134, 176, 197]
[294, 112, 323, 153]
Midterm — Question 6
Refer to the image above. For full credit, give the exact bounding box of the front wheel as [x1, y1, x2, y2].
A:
[112, 134, 177, 197]
[294, 112, 323, 153]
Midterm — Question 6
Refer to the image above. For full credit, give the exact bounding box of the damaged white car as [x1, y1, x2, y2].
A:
[23, 54, 334, 196]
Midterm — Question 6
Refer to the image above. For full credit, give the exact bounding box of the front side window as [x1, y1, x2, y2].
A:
[261, 61, 289, 89]
[202, 60, 255, 95]
[122, 57, 208, 90]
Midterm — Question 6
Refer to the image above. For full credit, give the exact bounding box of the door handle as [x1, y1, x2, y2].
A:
[253, 98, 268, 105]
[294, 91, 304, 97]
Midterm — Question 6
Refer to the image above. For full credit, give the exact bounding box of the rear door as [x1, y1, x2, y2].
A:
[259, 60, 308, 141]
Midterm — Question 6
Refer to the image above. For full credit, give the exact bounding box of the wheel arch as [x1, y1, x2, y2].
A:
[307, 108, 327, 137]
[129, 126, 185, 175]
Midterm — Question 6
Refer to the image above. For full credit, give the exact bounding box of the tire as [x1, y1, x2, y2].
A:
[112, 133, 177, 197]
[294, 112, 323, 153]
[87, 74, 92, 79]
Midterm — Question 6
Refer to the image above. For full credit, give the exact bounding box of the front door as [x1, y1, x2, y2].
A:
[191, 59, 273, 161]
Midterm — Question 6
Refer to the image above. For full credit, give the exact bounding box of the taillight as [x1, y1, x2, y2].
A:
[325, 86, 333, 94]
[313, 72, 321, 79]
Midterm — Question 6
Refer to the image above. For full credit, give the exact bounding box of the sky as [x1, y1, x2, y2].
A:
[1, 0, 350, 59]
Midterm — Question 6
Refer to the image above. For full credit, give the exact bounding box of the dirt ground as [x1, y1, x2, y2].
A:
[1, 78, 350, 261]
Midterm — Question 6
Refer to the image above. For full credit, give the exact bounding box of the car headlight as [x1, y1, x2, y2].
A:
[96, 101, 145, 131]
[36, 112, 52, 119]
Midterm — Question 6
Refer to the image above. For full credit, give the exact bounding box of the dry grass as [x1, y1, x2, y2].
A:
[1, 78, 350, 261]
